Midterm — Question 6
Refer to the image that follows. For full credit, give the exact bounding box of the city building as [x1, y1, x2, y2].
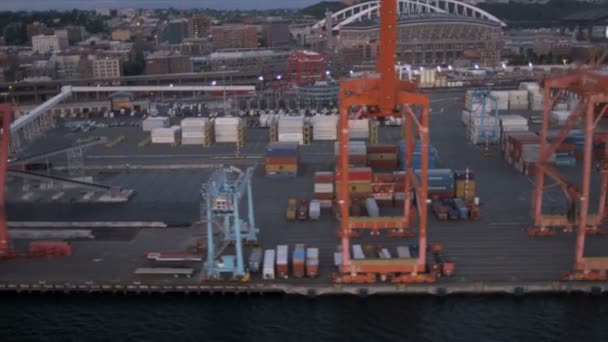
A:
[191, 49, 290, 76]
[145, 51, 193, 75]
[112, 29, 132, 42]
[92, 57, 122, 79]
[95, 8, 111, 16]
[66, 26, 86, 45]
[53, 51, 92, 79]
[211, 25, 258, 50]
[180, 38, 214, 56]
[54, 29, 70, 47]
[32, 35, 66, 54]
[161, 19, 189, 44]
[262, 21, 291, 47]
[286, 50, 325, 86]
[190, 15, 211, 39]
[562, 8, 608, 42]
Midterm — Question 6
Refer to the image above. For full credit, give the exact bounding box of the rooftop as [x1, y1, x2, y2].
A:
[562, 8, 608, 22]
[342, 14, 502, 30]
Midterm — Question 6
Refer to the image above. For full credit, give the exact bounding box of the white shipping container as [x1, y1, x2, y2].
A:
[352, 244, 365, 259]
[396, 246, 411, 258]
[314, 183, 333, 193]
[263, 249, 276, 280]
[365, 198, 380, 217]
[276, 245, 288, 266]
[381, 248, 392, 259]
[309, 200, 321, 220]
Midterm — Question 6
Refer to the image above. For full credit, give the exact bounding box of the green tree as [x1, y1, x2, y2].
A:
[123, 50, 145, 76]
[3, 22, 26, 45]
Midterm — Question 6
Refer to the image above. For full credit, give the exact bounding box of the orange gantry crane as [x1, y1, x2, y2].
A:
[334, 0, 437, 283]
[528, 51, 608, 281]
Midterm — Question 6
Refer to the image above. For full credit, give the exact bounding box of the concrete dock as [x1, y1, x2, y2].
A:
[2, 90, 607, 296]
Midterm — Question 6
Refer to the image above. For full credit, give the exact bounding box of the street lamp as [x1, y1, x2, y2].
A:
[474, 64, 479, 70]
[501, 62, 507, 69]
[276, 75, 282, 80]
[448, 65, 453, 71]
[437, 66, 442, 72]
[211, 80, 217, 86]
[258, 76, 264, 81]
[528, 62, 534, 70]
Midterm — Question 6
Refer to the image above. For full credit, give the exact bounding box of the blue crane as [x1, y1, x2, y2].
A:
[201, 165, 259, 280]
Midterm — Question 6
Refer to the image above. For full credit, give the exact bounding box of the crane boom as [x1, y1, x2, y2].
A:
[377, 0, 398, 115]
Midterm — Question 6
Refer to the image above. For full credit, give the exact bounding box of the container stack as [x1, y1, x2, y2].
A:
[499, 115, 529, 145]
[334, 141, 367, 166]
[263, 249, 275, 280]
[292, 244, 306, 278]
[214, 117, 243, 143]
[508, 90, 529, 110]
[454, 170, 475, 200]
[306, 248, 319, 278]
[415, 169, 455, 199]
[464, 90, 494, 111]
[520, 82, 543, 111]
[335, 167, 373, 198]
[151, 126, 180, 144]
[398, 140, 439, 170]
[504, 131, 554, 175]
[490, 91, 510, 110]
[278, 116, 304, 144]
[546, 129, 583, 166]
[311, 115, 338, 140]
[276, 245, 289, 279]
[372, 172, 395, 206]
[367, 144, 398, 169]
[265, 142, 299, 178]
[466, 112, 499, 145]
[348, 119, 370, 139]
[180, 118, 209, 145]
[550, 110, 571, 127]
[453, 198, 469, 219]
[142, 116, 169, 131]
[313, 171, 334, 208]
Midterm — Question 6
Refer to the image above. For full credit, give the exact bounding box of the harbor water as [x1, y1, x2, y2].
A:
[2, 294, 608, 341]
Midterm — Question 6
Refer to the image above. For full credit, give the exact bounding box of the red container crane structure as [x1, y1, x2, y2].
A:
[334, 0, 439, 284]
[528, 51, 608, 281]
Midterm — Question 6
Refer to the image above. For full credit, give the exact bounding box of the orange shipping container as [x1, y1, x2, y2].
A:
[265, 156, 298, 165]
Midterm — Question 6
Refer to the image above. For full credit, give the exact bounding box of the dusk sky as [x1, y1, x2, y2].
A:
[0, 0, 323, 10]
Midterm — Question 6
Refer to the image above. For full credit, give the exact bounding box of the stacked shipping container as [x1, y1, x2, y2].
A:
[503, 131, 555, 175]
[398, 140, 439, 170]
[335, 167, 373, 199]
[367, 144, 398, 169]
[292, 244, 306, 278]
[265, 142, 299, 178]
[313, 171, 334, 208]
[335, 141, 367, 166]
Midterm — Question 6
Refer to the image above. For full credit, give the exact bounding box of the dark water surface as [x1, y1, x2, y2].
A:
[2, 294, 608, 341]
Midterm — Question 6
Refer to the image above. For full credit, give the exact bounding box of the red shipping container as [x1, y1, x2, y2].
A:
[373, 173, 395, 183]
[314, 171, 334, 183]
[29, 241, 72, 257]
[367, 144, 398, 153]
[265, 156, 298, 165]
[368, 159, 399, 169]
[313, 192, 333, 200]
[348, 167, 373, 181]
[335, 155, 367, 166]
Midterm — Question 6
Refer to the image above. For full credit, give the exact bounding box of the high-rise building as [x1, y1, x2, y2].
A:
[190, 15, 211, 39]
[211, 25, 258, 50]
[92, 57, 121, 79]
[161, 19, 189, 45]
[32, 35, 65, 54]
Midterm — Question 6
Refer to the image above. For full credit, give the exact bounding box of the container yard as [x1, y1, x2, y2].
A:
[1, 0, 607, 297]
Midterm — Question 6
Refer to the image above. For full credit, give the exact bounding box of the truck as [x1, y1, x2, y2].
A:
[292, 244, 306, 278]
[309, 200, 321, 220]
[248, 248, 263, 273]
[306, 247, 319, 278]
[286, 198, 297, 221]
[276, 245, 289, 279]
[262, 249, 275, 280]
[296, 200, 309, 220]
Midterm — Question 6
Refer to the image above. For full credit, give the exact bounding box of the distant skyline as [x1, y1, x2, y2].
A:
[0, 0, 324, 11]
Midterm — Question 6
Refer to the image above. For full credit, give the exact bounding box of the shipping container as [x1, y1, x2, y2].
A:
[28, 241, 72, 257]
[263, 249, 276, 280]
[352, 244, 365, 259]
[365, 198, 380, 217]
[292, 244, 306, 278]
[248, 248, 263, 273]
[314, 171, 335, 183]
[309, 200, 321, 220]
[396, 246, 411, 258]
[334, 252, 343, 272]
[306, 247, 319, 278]
[276, 245, 289, 279]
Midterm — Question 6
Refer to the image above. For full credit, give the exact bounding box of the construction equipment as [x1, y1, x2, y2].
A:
[334, 0, 439, 284]
[202, 166, 259, 281]
[527, 50, 608, 281]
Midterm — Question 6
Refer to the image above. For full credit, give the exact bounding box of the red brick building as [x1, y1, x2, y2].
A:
[211, 25, 258, 50]
[286, 51, 326, 87]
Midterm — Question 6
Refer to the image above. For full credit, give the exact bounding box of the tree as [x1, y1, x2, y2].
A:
[3, 22, 26, 45]
[123, 50, 145, 76]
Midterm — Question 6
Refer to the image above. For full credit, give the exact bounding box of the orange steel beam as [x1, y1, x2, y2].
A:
[376, 0, 397, 115]
[0, 104, 11, 257]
